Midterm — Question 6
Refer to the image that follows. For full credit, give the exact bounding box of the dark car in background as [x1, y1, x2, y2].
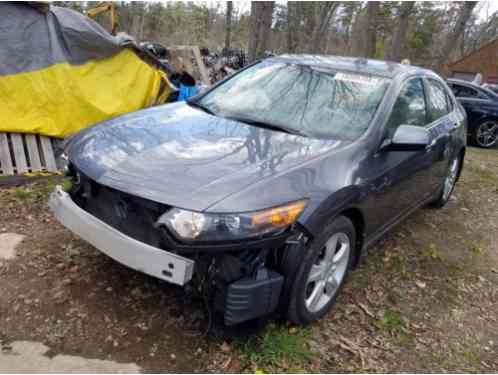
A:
[50, 56, 466, 327]
[482, 83, 498, 95]
[447, 78, 498, 148]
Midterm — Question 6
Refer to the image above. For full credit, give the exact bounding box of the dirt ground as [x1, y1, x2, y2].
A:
[1, 146, 497, 373]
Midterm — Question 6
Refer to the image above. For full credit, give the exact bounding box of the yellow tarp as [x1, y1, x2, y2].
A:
[0, 49, 173, 138]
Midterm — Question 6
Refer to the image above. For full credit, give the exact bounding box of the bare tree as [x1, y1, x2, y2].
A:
[460, 4, 497, 57]
[386, 2, 416, 62]
[225, 1, 233, 50]
[340, 2, 363, 54]
[434, 1, 477, 70]
[365, 1, 380, 58]
[248, 1, 275, 62]
[310, 2, 340, 53]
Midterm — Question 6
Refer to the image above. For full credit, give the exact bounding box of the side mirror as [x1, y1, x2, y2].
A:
[382, 125, 430, 152]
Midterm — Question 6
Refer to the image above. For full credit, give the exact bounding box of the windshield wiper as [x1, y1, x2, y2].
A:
[187, 100, 216, 116]
[224, 115, 308, 137]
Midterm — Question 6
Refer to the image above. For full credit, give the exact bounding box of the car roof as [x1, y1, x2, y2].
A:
[268, 54, 433, 79]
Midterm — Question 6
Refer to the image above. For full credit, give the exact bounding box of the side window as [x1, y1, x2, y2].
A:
[451, 84, 480, 98]
[477, 90, 491, 100]
[426, 79, 450, 123]
[385, 78, 427, 138]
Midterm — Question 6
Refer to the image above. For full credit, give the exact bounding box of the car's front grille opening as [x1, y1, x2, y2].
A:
[69, 169, 171, 249]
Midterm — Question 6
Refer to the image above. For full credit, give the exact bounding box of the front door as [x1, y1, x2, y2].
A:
[363, 77, 436, 235]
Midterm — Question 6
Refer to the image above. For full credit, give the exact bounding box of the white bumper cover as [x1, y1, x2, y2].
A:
[48, 186, 194, 285]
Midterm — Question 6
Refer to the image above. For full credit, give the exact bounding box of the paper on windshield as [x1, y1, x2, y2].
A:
[334, 72, 386, 86]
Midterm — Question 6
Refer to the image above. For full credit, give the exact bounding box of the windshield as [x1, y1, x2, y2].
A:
[198, 61, 390, 140]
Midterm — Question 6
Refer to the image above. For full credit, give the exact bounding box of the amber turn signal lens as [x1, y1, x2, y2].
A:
[251, 200, 307, 228]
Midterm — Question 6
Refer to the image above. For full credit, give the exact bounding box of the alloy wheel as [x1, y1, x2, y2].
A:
[305, 232, 350, 313]
[476, 121, 498, 148]
[443, 157, 459, 201]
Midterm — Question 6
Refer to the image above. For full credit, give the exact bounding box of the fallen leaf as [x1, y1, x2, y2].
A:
[220, 341, 231, 353]
[415, 280, 426, 289]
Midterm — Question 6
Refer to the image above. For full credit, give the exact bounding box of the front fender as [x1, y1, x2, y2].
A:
[297, 185, 364, 239]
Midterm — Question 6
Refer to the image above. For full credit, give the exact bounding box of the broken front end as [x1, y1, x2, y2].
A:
[49, 167, 308, 326]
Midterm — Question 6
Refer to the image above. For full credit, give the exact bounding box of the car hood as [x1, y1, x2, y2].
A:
[67, 102, 348, 211]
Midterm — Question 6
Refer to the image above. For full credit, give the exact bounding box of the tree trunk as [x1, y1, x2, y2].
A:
[225, 1, 233, 50]
[459, 33, 465, 58]
[434, 1, 477, 71]
[310, 2, 339, 53]
[386, 2, 415, 62]
[248, 2, 261, 62]
[286, 1, 299, 53]
[259, 2, 274, 55]
[364, 1, 380, 58]
[139, 9, 146, 40]
[349, 5, 365, 56]
[248, 1, 274, 62]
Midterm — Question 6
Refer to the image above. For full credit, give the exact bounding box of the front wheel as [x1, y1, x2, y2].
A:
[287, 216, 356, 325]
[430, 155, 460, 208]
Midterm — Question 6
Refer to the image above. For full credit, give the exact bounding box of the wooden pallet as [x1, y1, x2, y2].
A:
[0, 133, 58, 176]
[169, 45, 210, 86]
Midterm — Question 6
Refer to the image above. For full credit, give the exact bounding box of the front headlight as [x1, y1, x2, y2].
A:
[156, 200, 307, 242]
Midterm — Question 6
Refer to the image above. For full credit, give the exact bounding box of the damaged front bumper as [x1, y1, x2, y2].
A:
[49, 183, 299, 325]
[48, 186, 194, 286]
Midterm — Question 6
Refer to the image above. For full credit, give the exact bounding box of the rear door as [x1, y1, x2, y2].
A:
[423, 78, 455, 191]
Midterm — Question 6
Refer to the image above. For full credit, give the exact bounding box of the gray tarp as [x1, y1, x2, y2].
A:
[0, 3, 132, 76]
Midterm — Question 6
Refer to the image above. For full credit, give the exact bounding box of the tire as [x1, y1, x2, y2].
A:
[287, 216, 356, 325]
[430, 154, 461, 209]
[471, 119, 498, 148]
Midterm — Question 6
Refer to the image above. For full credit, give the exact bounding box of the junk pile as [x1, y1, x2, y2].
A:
[0, 3, 175, 138]
[199, 48, 247, 84]
[139, 41, 171, 65]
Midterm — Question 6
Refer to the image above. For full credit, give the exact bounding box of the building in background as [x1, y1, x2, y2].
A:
[445, 38, 498, 84]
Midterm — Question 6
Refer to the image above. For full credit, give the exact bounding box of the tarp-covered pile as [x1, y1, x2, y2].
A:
[0, 3, 174, 137]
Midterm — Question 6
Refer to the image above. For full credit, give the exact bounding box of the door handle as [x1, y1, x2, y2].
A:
[371, 177, 392, 192]
[425, 139, 437, 151]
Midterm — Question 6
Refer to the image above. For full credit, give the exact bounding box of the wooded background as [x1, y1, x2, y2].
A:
[56, 1, 498, 73]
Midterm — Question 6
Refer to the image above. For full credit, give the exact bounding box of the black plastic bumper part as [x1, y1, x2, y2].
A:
[223, 268, 284, 326]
